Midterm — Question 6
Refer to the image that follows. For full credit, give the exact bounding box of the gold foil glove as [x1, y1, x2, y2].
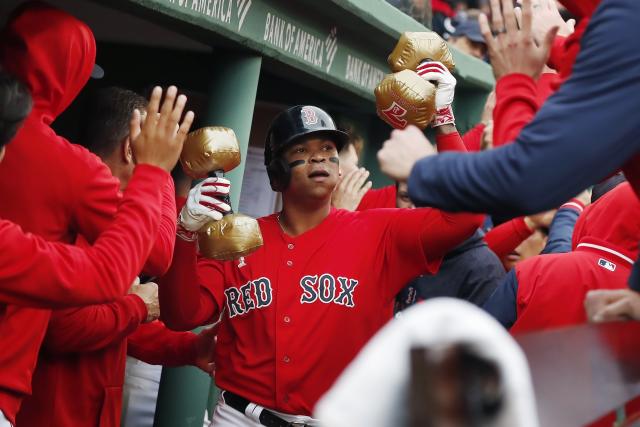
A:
[198, 213, 264, 261]
[374, 70, 437, 130]
[388, 32, 455, 73]
[181, 127, 241, 179]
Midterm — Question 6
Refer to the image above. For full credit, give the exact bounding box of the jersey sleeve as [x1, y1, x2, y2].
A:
[127, 320, 199, 366]
[380, 208, 483, 300]
[461, 123, 485, 152]
[356, 186, 397, 210]
[0, 165, 168, 308]
[492, 73, 540, 148]
[482, 268, 519, 329]
[159, 238, 224, 331]
[436, 131, 467, 152]
[42, 295, 147, 354]
[141, 177, 177, 277]
[407, 0, 640, 216]
[484, 217, 534, 260]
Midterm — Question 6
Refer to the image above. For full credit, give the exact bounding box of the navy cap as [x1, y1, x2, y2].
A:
[452, 19, 485, 44]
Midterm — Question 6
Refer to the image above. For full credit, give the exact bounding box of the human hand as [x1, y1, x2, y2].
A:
[129, 281, 160, 323]
[193, 325, 219, 376]
[377, 126, 436, 182]
[585, 289, 640, 323]
[524, 209, 556, 231]
[332, 168, 372, 211]
[130, 86, 195, 172]
[479, 0, 559, 80]
[573, 188, 592, 207]
[178, 177, 232, 236]
[516, 0, 575, 44]
[416, 61, 457, 127]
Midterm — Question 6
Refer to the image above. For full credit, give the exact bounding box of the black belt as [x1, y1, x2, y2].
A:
[222, 390, 311, 427]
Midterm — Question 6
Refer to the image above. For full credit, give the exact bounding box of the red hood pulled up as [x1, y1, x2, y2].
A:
[0, 2, 96, 125]
[572, 183, 640, 260]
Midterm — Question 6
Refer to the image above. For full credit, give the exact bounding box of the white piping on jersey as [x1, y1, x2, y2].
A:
[561, 202, 584, 212]
[576, 243, 634, 265]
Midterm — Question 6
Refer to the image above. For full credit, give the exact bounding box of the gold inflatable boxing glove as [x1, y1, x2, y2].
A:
[374, 69, 437, 130]
[181, 127, 263, 260]
[388, 32, 455, 73]
[180, 127, 241, 179]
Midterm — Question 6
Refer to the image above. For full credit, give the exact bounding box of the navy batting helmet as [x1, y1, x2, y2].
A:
[264, 105, 348, 191]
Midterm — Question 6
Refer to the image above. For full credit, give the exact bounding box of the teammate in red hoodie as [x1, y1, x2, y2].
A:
[484, 182, 639, 333]
[0, 73, 186, 309]
[15, 87, 216, 427]
[0, 4, 186, 424]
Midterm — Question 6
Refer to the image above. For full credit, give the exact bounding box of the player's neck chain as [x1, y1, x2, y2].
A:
[276, 212, 287, 234]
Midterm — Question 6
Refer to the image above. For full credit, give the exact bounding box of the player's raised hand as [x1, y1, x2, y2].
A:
[377, 126, 436, 182]
[130, 86, 195, 172]
[331, 168, 372, 211]
[515, 0, 575, 45]
[479, 0, 559, 80]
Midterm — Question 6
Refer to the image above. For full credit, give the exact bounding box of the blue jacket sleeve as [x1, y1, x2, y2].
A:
[482, 269, 518, 329]
[541, 208, 580, 255]
[408, 0, 640, 216]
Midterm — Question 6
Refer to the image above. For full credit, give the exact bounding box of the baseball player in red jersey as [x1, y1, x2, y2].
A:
[160, 105, 483, 426]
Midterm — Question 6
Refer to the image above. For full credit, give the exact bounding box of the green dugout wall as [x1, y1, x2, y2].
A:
[1, 0, 494, 424]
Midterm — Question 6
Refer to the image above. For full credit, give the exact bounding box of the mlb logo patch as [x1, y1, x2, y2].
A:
[598, 258, 616, 272]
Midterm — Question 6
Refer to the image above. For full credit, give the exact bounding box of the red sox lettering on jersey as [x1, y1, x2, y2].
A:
[161, 205, 483, 416]
[224, 274, 359, 318]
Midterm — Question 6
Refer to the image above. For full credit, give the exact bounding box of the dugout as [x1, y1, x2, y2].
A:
[0, 0, 493, 424]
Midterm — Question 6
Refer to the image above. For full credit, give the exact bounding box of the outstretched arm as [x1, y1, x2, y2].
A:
[407, 0, 640, 216]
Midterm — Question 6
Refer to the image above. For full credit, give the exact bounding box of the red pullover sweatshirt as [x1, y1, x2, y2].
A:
[0, 4, 175, 423]
[511, 183, 640, 333]
[0, 165, 168, 308]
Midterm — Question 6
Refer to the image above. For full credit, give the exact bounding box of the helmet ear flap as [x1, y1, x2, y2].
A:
[267, 157, 291, 192]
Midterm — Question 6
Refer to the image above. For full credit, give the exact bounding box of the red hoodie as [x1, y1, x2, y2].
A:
[510, 183, 640, 333]
[0, 4, 175, 423]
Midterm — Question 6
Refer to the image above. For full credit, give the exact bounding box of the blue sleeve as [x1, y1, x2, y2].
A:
[408, 0, 640, 216]
[482, 269, 518, 329]
[541, 208, 580, 254]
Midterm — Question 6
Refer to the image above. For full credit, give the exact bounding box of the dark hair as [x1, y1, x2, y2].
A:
[78, 87, 147, 158]
[0, 69, 32, 147]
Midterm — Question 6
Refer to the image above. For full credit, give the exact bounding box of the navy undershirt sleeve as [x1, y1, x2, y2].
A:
[542, 208, 580, 255]
[482, 269, 518, 329]
[408, 0, 640, 216]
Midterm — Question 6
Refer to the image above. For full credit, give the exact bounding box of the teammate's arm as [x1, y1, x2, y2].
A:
[41, 295, 148, 354]
[141, 177, 177, 276]
[159, 238, 224, 331]
[407, 0, 640, 216]
[0, 165, 167, 308]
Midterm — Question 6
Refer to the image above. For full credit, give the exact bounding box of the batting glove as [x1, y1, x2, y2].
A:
[416, 61, 457, 127]
[177, 177, 231, 241]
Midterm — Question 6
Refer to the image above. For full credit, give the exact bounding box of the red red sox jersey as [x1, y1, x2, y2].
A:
[162, 206, 482, 415]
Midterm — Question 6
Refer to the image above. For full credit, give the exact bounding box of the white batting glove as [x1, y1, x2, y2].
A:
[177, 177, 231, 241]
[416, 61, 457, 127]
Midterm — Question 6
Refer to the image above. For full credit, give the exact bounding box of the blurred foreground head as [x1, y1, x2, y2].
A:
[315, 298, 539, 427]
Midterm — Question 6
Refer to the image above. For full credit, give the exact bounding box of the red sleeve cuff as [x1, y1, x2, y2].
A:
[513, 216, 535, 239]
[436, 131, 465, 152]
[127, 294, 149, 323]
[496, 74, 538, 99]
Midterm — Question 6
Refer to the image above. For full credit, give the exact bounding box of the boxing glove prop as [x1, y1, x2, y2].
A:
[181, 127, 263, 260]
